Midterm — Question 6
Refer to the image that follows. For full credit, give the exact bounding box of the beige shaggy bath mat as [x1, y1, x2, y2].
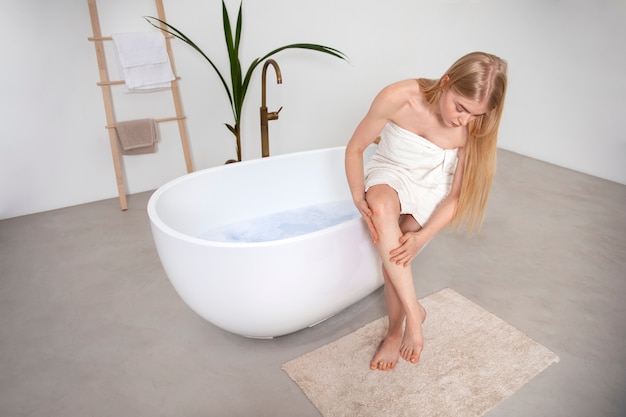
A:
[282, 288, 559, 417]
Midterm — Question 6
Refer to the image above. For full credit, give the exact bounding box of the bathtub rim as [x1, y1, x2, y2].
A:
[147, 146, 365, 248]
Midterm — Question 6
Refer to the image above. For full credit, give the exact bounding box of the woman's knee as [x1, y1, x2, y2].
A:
[366, 185, 400, 219]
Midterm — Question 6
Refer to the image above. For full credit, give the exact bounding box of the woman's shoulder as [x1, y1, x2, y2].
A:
[380, 79, 421, 96]
[373, 79, 423, 111]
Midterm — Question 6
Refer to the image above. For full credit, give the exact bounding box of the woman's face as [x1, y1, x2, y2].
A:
[439, 87, 489, 129]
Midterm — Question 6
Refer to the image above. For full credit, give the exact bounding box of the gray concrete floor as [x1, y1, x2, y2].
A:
[1, 149, 625, 417]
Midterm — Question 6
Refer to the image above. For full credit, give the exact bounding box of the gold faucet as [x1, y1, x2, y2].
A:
[260, 59, 282, 158]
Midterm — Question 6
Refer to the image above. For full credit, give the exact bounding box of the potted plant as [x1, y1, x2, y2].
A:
[146, 1, 348, 163]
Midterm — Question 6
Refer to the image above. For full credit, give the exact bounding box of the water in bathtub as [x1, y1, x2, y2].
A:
[199, 200, 360, 243]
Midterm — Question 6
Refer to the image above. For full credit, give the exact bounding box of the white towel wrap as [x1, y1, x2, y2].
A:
[364, 121, 459, 226]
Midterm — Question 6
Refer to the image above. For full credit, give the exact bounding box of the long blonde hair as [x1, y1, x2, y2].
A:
[417, 51, 508, 233]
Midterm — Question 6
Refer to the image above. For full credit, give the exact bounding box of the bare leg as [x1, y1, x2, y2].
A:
[366, 185, 426, 368]
[369, 267, 405, 370]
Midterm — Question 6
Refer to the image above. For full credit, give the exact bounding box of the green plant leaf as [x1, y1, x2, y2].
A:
[241, 44, 349, 106]
[144, 16, 235, 112]
[220, 2, 239, 123]
[234, 2, 243, 52]
[225, 123, 237, 136]
[146, 2, 349, 163]
[259, 43, 349, 63]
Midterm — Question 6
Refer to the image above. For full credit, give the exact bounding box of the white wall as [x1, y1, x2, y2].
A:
[1, 0, 624, 220]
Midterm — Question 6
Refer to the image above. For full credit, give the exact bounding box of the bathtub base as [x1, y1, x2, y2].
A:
[148, 146, 383, 338]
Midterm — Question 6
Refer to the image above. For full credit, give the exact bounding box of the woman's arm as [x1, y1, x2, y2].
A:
[345, 115, 385, 203]
[345, 114, 385, 243]
[420, 146, 466, 239]
[390, 146, 467, 266]
[345, 86, 402, 243]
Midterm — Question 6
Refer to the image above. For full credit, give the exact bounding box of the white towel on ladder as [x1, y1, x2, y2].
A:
[111, 31, 175, 92]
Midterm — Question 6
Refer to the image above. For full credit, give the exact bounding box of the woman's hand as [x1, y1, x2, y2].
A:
[356, 199, 379, 244]
[389, 231, 429, 267]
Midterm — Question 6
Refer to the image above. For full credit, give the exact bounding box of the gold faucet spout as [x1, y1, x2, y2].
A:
[262, 59, 282, 107]
[260, 59, 283, 158]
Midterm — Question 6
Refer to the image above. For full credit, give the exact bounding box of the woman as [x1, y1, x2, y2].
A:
[345, 51, 507, 371]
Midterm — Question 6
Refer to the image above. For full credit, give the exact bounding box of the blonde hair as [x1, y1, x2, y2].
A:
[417, 51, 508, 233]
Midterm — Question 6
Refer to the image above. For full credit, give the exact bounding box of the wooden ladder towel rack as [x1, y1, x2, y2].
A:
[87, 0, 193, 210]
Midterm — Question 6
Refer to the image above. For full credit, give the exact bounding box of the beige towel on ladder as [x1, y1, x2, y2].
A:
[114, 119, 157, 155]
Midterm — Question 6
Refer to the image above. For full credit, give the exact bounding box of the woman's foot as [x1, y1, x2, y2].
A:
[400, 302, 427, 364]
[370, 333, 402, 371]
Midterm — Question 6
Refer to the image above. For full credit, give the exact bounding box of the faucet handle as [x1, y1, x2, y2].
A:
[268, 106, 283, 121]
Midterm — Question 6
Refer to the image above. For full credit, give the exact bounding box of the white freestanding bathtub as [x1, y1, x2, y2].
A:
[147, 146, 382, 338]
